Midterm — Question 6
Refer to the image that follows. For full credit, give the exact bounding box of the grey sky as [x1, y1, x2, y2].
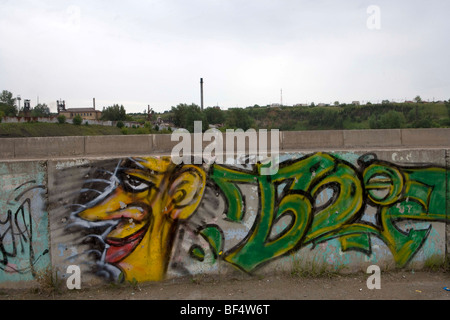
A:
[0, 0, 449, 113]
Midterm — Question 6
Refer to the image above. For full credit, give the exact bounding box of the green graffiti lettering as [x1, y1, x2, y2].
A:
[211, 153, 447, 272]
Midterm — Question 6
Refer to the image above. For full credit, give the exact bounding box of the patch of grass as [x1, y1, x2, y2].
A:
[108, 273, 141, 291]
[33, 267, 63, 295]
[423, 255, 446, 272]
[0, 122, 171, 137]
[290, 255, 345, 278]
[0, 122, 122, 137]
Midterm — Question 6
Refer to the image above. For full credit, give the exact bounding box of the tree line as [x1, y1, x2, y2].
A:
[0, 90, 51, 118]
[162, 99, 450, 132]
[2, 88, 449, 132]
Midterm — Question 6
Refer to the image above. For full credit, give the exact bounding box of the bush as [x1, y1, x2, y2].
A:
[136, 127, 148, 134]
[72, 115, 82, 125]
[116, 120, 124, 129]
[57, 114, 66, 124]
[370, 111, 405, 129]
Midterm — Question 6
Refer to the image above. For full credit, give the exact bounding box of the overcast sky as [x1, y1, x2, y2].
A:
[1, 0, 449, 113]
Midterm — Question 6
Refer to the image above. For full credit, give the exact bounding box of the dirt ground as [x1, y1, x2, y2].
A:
[0, 270, 449, 301]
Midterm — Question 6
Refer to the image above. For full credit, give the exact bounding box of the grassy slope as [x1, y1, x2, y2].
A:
[0, 122, 122, 137]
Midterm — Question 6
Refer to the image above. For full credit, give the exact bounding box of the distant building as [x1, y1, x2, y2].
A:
[57, 99, 102, 120]
[351, 101, 360, 106]
[60, 108, 102, 120]
[23, 99, 31, 117]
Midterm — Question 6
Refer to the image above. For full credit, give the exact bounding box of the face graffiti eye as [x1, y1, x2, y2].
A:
[122, 174, 153, 192]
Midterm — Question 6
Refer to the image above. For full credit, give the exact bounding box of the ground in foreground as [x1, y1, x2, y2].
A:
[0, 270, 449, 300]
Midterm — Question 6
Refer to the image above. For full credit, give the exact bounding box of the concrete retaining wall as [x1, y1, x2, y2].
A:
[0, 129, 448, 289]
[1, 128, 449, 160]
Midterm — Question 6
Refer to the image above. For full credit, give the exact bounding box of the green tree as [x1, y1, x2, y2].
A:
[378, 110, 406, 129]
[225, 108, 253, 130]
[0, 90, 17, 116]
[72, 114, 83, 125]
[171, 103, 208, 132]
[204, 107, 225, 125]
[101, 104, 127, 121]
[0, 90, 16, 106]
[31, 103, 51, 117]
[57, 114, 66, 124]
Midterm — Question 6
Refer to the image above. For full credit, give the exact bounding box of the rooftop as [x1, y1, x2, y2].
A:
[63, 108, 101, 112]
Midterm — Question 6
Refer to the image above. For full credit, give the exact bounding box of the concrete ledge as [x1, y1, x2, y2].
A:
[14, 136, 85, 158]
[1, 128, 450, 160]
[152, 134, 179, 153]
[343, 129, 402, 148]
[401, 128, 450, 147]
[153, 133, 222, 155]
[282, 130, 344, 150]
[85, 135, 152, 156]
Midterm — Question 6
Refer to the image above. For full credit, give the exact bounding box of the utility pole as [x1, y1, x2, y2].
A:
[200, 78, 204, 111]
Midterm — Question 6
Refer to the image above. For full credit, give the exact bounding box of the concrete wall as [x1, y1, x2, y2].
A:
[0, 129, 448, 288]
[1, 128, 449, 160]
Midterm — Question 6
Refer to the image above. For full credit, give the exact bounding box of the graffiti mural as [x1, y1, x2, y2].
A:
[52, 151, 448, 283]
[53, 157, 206, 283]
[0, 162, 50, 283]
[209, 152, 447, 272]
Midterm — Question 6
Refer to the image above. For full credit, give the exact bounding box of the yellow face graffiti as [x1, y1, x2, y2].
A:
[77, 157, 206, 282]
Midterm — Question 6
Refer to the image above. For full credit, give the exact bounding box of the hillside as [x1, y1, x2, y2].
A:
[161, 101, 450, 132]
[0, 122, 123, 137]
[1, 101, 449, 137]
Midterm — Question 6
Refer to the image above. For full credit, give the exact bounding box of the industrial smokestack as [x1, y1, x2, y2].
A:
[200, 78, 204, 111]
[93, 98, 96, 110]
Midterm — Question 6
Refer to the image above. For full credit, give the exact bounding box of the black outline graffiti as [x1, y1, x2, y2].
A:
[0, 182, 48, 276]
